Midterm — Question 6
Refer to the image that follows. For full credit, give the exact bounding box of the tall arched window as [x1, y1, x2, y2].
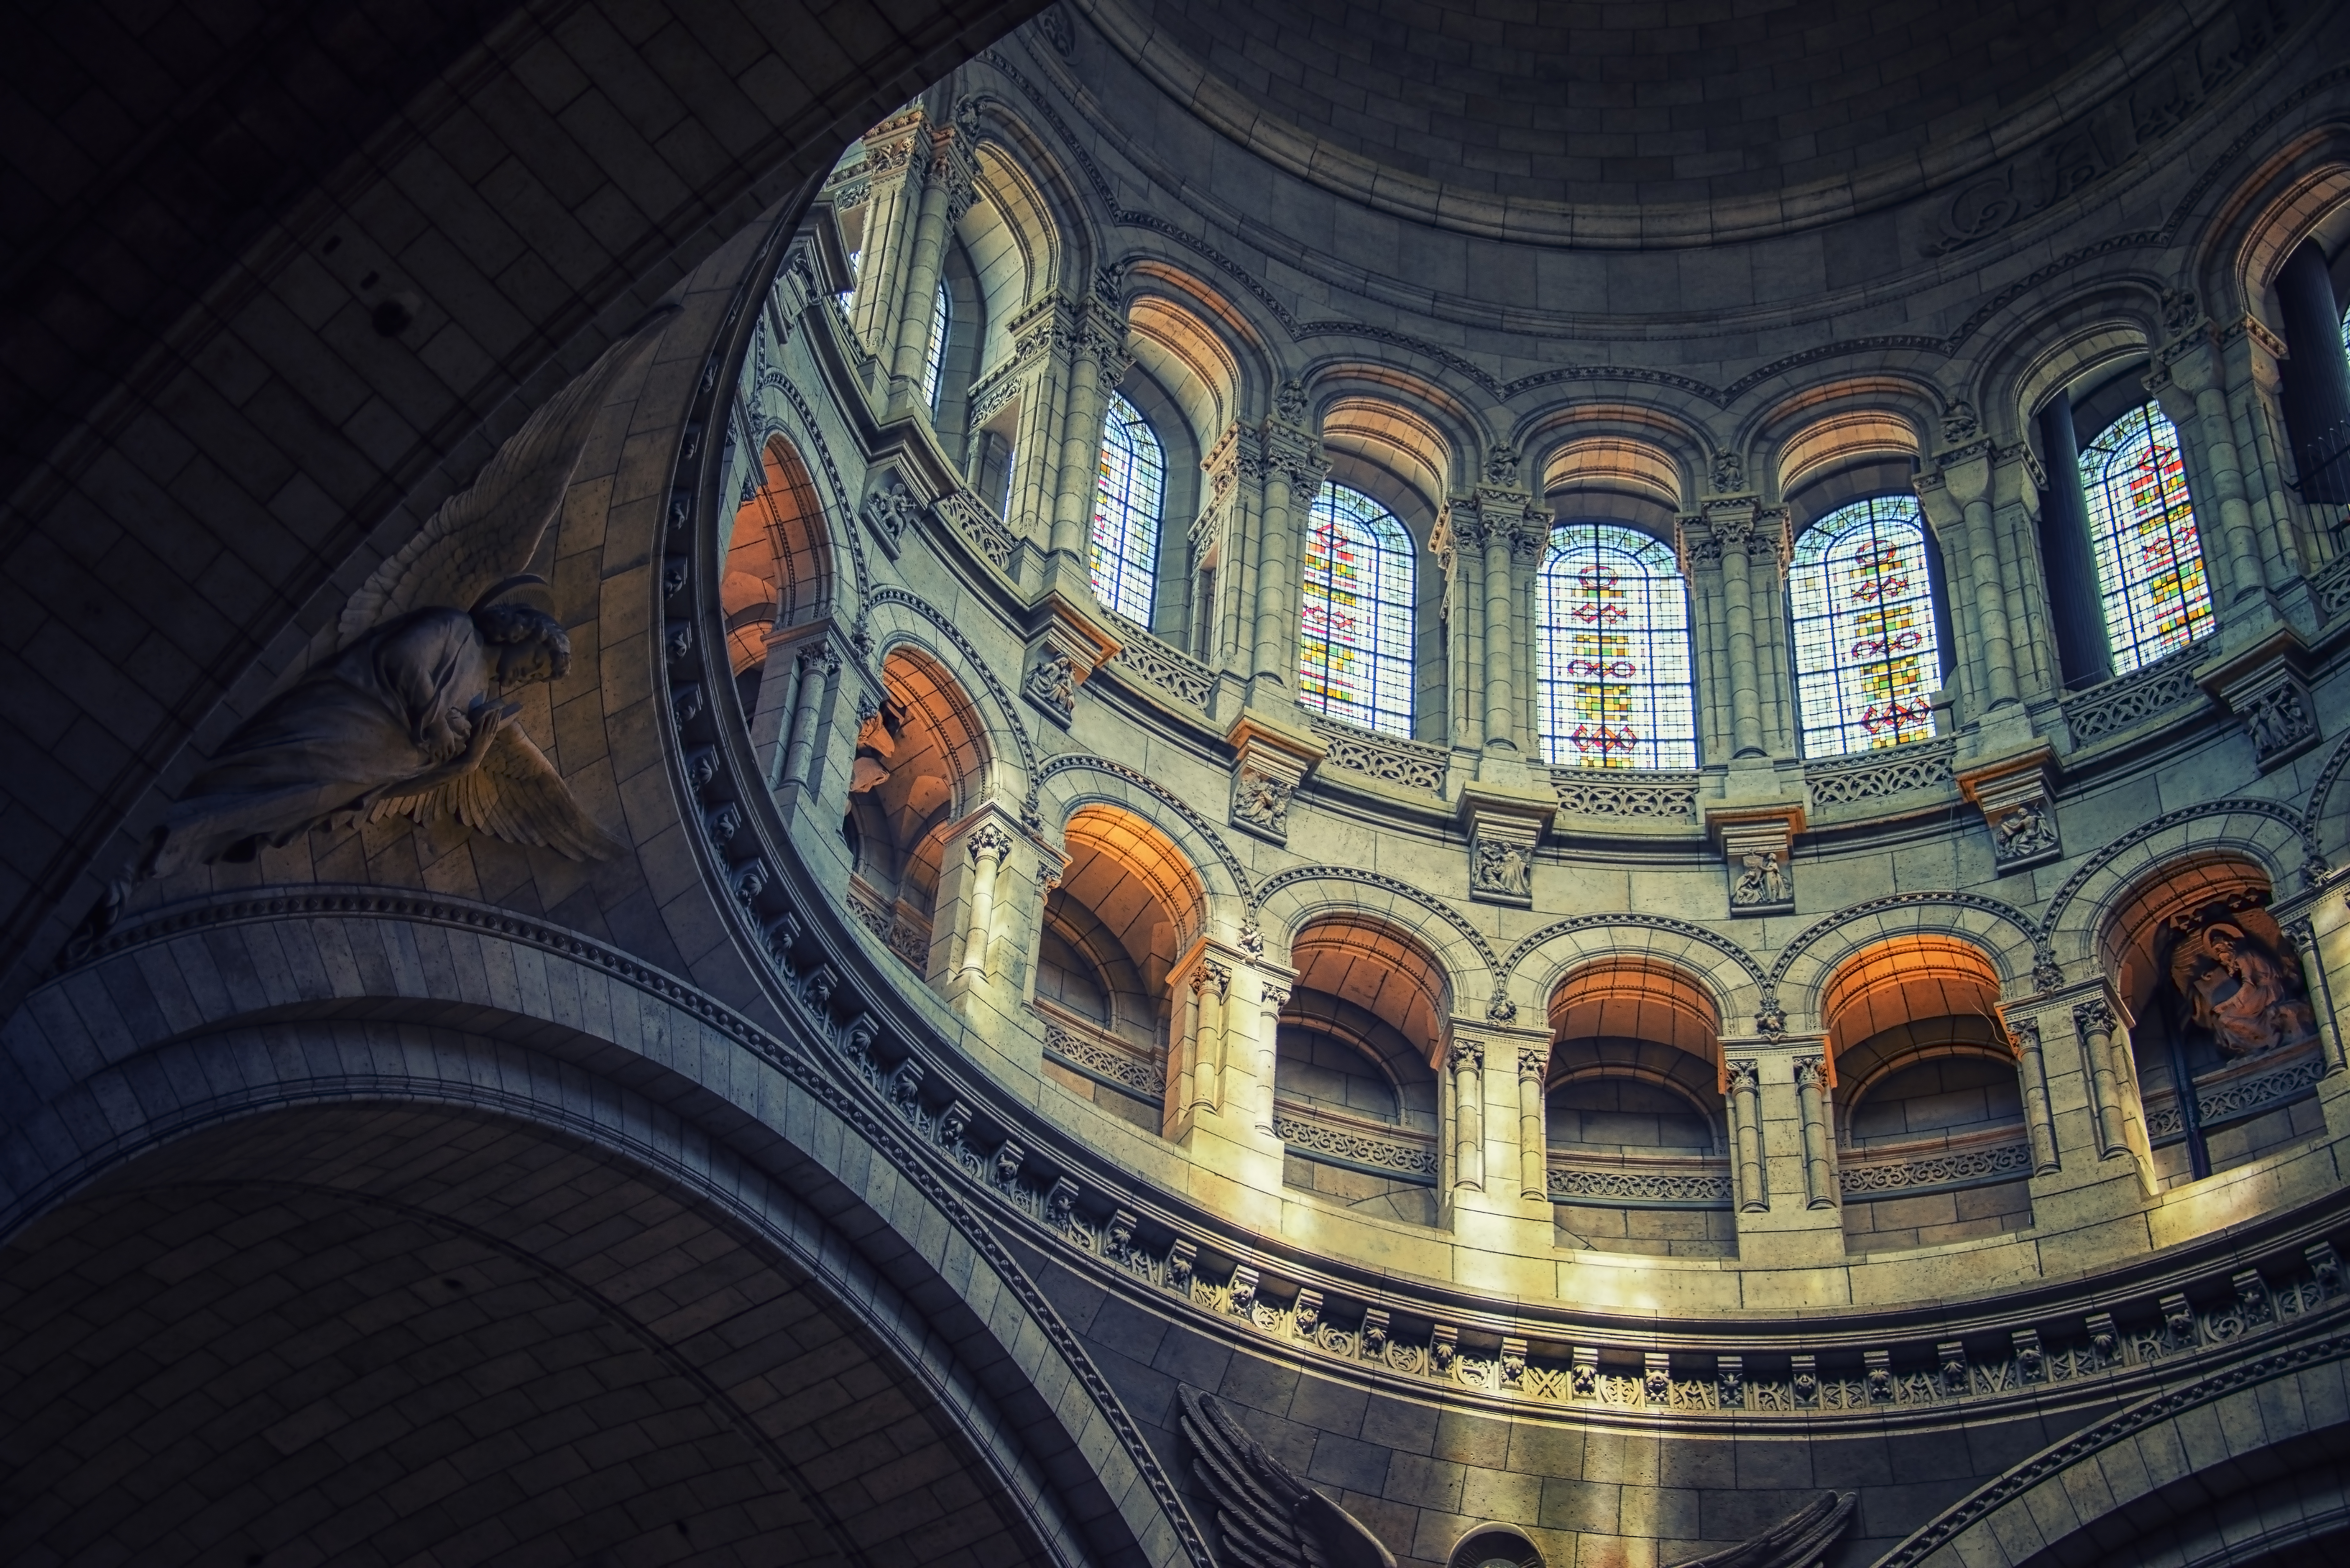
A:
[1789, 495, 1942, 757]
[1538, 524, 1696, 769]
[1091, 394, 1164, 623]
[922, 282, 951, 412]
[2081, 401, 2213, 673]
[1299, 482, 1414, 737]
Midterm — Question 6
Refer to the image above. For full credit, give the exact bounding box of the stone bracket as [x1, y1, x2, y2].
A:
[1021, 590, 1123, 730]
[1459, 784, 1554, 907]
[1225, 714, 1325, 846]
[1959, 746, 2061, 874]
[1707, 804, 1804, 917]
[2203, 637, 2320, 772]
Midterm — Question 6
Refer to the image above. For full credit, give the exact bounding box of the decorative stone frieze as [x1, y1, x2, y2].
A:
[1960, 748, 2062, 874]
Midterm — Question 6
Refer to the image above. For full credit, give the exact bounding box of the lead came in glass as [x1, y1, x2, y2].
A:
[2081, 401, 2212, 674]
[1091, 394, 1165, 625]
[1789, 496, 1941, 757]
[1298, 482, 1414, 737]
[1538, 524, 1696, 769]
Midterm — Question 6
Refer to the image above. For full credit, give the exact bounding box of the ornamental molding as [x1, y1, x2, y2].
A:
[1254, 863, 1502, 982]
[1838, 1136, 2034, 1197]
[1768, 890, 2042, 993]
[2143, 1051, 2324, 1141]
[1547, 1159, 1735, 1209]
[1098, 617, 1214, 711]
[2039, 796, 2314, 956]
[1276, 1106, 1439, 1182]
[1040, 1011, 1167, 1101]
[1499, 912, 1768, 991]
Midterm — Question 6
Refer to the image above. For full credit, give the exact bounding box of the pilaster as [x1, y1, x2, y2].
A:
[1721, 1038, 1847, 1268]
[2000, 980, 2157, 1235]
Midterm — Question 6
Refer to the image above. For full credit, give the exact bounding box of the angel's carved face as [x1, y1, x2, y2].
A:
[496, 637, 562, 688]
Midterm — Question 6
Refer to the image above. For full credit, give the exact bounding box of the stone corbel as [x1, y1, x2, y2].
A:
[2202, 633, 2320, 772]
[1959, 747, 2061, 874]
[1225, 713, 1324, 846]
[1707, 804, 1803, 917]
[1459, 784, 1553, 908]
[860, 465, 921, 559]
[1021, 596, 1123, 729]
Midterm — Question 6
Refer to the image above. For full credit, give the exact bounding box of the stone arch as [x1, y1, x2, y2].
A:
[1034, 754, 1252, 936]
[1252, 866, 1496, 1027]
[1316, 378, 1483, 511]
[1516, 402, 1706, 515]
[1284, 911, 1455, 1068]
[1121, 259, 1278, 417]
[722, 433, 838, 676]
[1871, 1338, 2350, 1568]
[860, 593, 1036, 810]
[1975, 286, 2162, 442]
[1504, 916, 1762, 1040]
[1770, 895, 2041, 1035]
[1535, 422, 1694, 535]
[0, 902, 1206, 1568]
[2191, 120, 2350, 328]
[1128, 291, 1246, 452]
[848, 645, 1000, 931]
[2303, 728, 2350, 858]
[1049, 803, 1208, 1005]
[1773, 407, 1928, 506]
[1741, 375, 1941, 504]
[965, 140, 1065, 370]
[2041, 800, 2312, 975]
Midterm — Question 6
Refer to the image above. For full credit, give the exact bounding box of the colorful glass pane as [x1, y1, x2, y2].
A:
[2082, 401, 2213, 675]
[922, 282, 950, 412]
[1538, 524, 1697, 769]
[1789, 495, 1942, 757]
[1298, 482, 1414, 737]
[1091, 394, 1165, 624]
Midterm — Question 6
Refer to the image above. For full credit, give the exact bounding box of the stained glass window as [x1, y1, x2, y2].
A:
[1789, 495, 1942, 757]
[1298, 482, 1414, 736]
[1091, 394, 1164, 624]
[922, 282, 950, 413]
[2081, 401, 2213, 674]
[1538, 524, 1696, 769]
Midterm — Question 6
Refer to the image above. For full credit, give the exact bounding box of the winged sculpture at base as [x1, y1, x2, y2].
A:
[1179, 1389, 1854, 1568]
[141, 312, 676, 880]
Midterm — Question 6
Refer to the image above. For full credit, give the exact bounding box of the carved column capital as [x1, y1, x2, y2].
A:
[965, 823, 1013, 866]
[1448, 1040, 1484, 1073]
[1517, 1046, 1547, 1083]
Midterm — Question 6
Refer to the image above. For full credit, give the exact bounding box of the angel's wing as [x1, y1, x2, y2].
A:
[369, 721, 617, 861]
[1669, 1493, 1855, 1568]
[1179, 1388, 1395, 1568]
[339, 309, 676, 643]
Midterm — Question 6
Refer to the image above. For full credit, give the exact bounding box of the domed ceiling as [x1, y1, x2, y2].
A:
[1078, 0, 2229, 244]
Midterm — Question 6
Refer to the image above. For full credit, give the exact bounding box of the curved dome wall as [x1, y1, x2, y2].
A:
[13, 3, 2350, 1566]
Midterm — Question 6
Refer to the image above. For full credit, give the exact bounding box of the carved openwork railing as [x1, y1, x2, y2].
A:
[1837, 1127, 2033, 1198]
[1274, 1101, 1439, 1183]
[931, 488, 1017, 572]
[2143, 1049, 2326, 1142]
[1308, 716, 1447, 794]
[1546, 1152, 1733, 1208]
[2063, 640, 2210, 743]
[846, 879, 929, 969]
[1806, 738, 1958, 807]
[1036, 1005, 1166, 1102]
[2312, 551, 2350, 620]
[1100, 617, 1214, 711]
[1550, 767, 1702, 822]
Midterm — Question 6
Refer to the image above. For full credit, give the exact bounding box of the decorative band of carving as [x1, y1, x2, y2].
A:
[932, 488, 1017, 571]
[2312, 553, 2350, 620]
[1550, 769, 1702, 822]
[1275, 1106, 1438, 1182]
[1101, 618, 1213, 710]
[1838, 1135, 2033, 1197]
[2144, 1052, 2324, 1141]
[846, 881, 929, 969]
[1309, 716, 1446, 793]
[1806, 739, 1957, 806]
[1546, 1158, 1733, 1208]
[2063, 641, 2209, 742]
[1040, 1013, 1166, 1101]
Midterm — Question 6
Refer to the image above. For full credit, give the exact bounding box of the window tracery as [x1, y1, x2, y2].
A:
[1789, 495, 1941, 757]
[1298, 482, 1415, 737]
[922, 281, 950, 412]
[1537, 524, 1697, 770]
[1091, 393, 1165, 624]
[2081, 401, 2214, 674]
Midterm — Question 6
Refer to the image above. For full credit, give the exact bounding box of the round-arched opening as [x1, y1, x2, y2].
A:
[1820, 935, 2028, 1255]
[845, 647, 993, 968]
[1273, 915, 1447, 1226]
[1034, 804, 1205, 1131]
[1545, 957, 1732, 1258]
[723, 435, 835, 715]
[2099, 854, 2325, 1187]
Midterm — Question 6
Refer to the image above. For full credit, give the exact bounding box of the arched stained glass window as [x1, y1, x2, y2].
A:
[1091, 394, 1164, 623]
[1538, 524, 1696, 769]
[922, 282, 951, 412]
[1299, 482, 1414, 737]
[1789, 495, 1942, 757]
[2081, 401, 2213, 673]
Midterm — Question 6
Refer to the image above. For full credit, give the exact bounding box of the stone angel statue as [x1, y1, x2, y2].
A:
[142, 316, 672, 878]
[1180, 1389, 1852, 1568]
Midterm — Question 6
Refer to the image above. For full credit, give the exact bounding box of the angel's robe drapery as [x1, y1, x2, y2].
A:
[153, 608, 492, 873]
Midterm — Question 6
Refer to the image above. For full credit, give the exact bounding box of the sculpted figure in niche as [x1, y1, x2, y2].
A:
[1993, 801, 2058, 861]
[140, 321, 667, 878]
[2162, 905, 2319, 1059]
[1731, 849, 1788, 905]
[1473, 836, 1532, 898]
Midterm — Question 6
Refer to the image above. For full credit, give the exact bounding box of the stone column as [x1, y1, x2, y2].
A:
[843, 109, 927, 358]
[1726, 1059, 1767, 1211]
[2009, 1017, 2061, 1175]
[1049, 299, 1129, 562]
[1516, 1047, 1548, 1201]
[2278, 241, 2350, 504]
[1254, 976, 1291, 1137]
[1704, 495, 1771, 758]
[1448, 1041, 1484, 1193]
[2149, 328, 2268, 608]
[1918, 440, 2018, 712]
[1189, 958, 1231, 1116]
[1793, 1054, 1837, 1209]
[2035, 393, 2115, 689]
[885, 116, 975, 417]
[1249, 395, 1325, 698]
[2073, 995, 2129, 1158]
[775, 642, 842, 794]
[959, 823, 1011, 977]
